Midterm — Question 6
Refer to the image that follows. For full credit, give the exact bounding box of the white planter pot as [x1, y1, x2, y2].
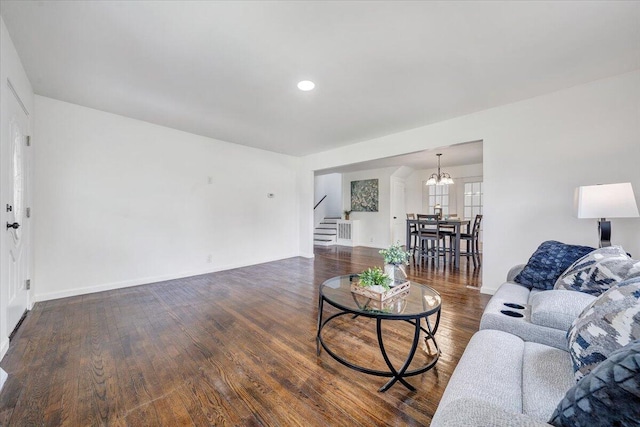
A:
[384, 264, 407, 286]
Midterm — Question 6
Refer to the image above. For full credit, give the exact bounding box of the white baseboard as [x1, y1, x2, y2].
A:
[480, 285, 498, 295]
[35, 252, 301, 302]
[357, 243, 388, 250]
[0, 337, 9, 362]
[299, 252, 315, 259]
[0, 368, 7, 394]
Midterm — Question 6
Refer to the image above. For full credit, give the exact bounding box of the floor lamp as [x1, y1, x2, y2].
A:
[575, 182, 639, 248]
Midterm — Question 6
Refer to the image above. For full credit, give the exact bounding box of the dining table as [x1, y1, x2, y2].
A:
[405, 218, 471, 268]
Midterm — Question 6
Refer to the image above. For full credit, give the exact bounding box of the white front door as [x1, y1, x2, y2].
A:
[390, 177, 406, 245]
[2, 85, 30, 335]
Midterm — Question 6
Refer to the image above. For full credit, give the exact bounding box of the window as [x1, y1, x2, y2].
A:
[463, 182, 482, 220]
[425, 184, 450, 216]
[464, 181, 483, 244]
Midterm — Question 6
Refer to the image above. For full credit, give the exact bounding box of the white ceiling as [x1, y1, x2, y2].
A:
[1, 1, 639, 156]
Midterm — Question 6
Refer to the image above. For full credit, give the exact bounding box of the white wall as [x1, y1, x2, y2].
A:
[301, 71, 640, 294]
[314, 173, 342, 217]
[297, 165, 315, 259]
[342, 167, 397, 248]
[33, 96, 300, 301]
[0, 16, 35, 363]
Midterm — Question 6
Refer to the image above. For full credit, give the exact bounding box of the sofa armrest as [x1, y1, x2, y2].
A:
[507, 264, 527, 283]
[433, 398, 552, 427]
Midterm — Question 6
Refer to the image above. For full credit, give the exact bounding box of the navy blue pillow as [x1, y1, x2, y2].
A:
[514, 241, 594, 290]
[549, 339, 640, 427]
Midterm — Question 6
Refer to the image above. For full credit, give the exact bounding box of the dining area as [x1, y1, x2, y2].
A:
[405, 213, 483, 269]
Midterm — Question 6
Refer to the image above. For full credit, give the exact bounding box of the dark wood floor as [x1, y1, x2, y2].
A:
[0, 246, 489, 426]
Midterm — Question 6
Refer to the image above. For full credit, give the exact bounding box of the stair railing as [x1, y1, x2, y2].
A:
[314, 195, 327, 210]
[314, 194, 330, 230]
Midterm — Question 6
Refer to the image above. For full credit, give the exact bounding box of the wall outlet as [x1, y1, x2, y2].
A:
[369, 237, 374, 243]
[267, 193, 275, 198]
[207, 176, 213, 184]
[207, 254, 213, 263]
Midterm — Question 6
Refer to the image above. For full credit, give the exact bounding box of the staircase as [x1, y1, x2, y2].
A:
[313, 217, 340, 246]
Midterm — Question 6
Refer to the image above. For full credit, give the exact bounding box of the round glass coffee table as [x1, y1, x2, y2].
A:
[316, 274, 442, 392]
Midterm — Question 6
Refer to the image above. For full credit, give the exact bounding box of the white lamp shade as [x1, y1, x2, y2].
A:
[575, 182, 640, 219]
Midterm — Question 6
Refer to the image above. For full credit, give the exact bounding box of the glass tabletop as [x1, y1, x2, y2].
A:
[320, 275, 441, 318]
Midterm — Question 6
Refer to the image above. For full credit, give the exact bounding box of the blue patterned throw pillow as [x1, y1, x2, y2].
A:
[549, 339, 640, 427]
[514, 241, 595, 290]
[555, 246, 640, 296]
[567, 276, 640, 381]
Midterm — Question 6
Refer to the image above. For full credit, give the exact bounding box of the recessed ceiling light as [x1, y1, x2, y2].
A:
[297, 80, 315, 91]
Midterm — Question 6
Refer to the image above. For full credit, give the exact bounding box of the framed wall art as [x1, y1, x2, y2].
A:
[351, 179, 378, 212]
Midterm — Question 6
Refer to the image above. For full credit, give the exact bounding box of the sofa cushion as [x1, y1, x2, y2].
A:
[549, 339, 640, 427]
[522, 342, 576, 422]
[554, 246, 640, 296]
[567, 276, 640, 381]
[530, 290, 596, 331]
[514, 241, 594, 290]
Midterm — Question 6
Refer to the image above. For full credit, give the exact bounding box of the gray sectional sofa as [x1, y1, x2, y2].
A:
[431, 256, 640, 427]
[431, 266, 597, 426]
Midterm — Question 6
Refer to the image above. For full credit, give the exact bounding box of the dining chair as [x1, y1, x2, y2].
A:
[416, 213, 440, 224]
[438, 214, 457, 257]
[417, 214, 439, 219]
[458, 214, 483, 268]
[406, 213, 419, 256]
[416, 215, 446, 267]
[416, 214, 440, 242]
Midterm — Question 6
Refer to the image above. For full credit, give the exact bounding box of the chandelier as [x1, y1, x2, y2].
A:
[426, 153, 454, 185]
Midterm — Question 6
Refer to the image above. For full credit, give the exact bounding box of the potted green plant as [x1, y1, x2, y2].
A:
[379, 243, 410, 285]
[344, 210, 352, 220]
[357, 267, 391, 292]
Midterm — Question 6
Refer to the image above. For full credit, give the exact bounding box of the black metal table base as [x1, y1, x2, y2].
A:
[316, 296, 441, 392]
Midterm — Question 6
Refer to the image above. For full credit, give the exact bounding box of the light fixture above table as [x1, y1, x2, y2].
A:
[426, 153, 454, 185]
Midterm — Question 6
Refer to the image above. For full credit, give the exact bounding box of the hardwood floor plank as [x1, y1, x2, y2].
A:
[0, 246, 489, 426]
